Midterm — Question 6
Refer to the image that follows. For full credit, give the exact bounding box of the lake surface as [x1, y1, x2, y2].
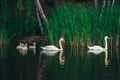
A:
[0, 45, 120, 80]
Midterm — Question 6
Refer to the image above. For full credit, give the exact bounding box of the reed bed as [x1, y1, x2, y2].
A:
[45, 4, 120, 47]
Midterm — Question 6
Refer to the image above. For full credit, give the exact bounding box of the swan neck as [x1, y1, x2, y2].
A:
[59, 39, 63, 50]
[105, 38, 108, 50]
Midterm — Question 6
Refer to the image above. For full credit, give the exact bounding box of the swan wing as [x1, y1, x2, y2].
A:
[41, 45, 59, 50]
[88, 50, 104, 55]
[88, 45, 104, 50]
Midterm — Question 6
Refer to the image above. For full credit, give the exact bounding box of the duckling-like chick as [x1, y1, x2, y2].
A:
[16, 42, 22, 49]
[29, 42, 36, 49]
[21, 43, 28, 50]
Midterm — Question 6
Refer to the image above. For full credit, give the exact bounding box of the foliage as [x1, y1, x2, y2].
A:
[45, 4, 120, 46]
[0, 0, 120, 46]
[0, 0, 38, 44]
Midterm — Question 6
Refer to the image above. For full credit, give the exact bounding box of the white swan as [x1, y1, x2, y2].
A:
[40, 38, 65, 51]
[87, 36, 110, 51]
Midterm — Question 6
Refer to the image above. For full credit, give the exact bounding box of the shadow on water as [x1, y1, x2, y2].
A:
[0, 45, 120, 80]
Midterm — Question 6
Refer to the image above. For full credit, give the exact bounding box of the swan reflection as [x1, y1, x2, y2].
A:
[40, 50, 60, 56]
[88, 50, 110, 66]
[29, 48, 36, 54]
[19, 49, 28, 55]
[59, 50, 65, 65]
[105, 50, 110, 66]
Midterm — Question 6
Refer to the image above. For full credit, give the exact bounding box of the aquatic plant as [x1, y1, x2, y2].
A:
[45, 4, 120, 46]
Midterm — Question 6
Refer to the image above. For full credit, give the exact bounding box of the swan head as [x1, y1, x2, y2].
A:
[105, 36, 110, 40]
[60, 38, 65, 44]
[33, 42, 36, 45]
[60, 38, 64, 41]
[60, 38, 65, 42]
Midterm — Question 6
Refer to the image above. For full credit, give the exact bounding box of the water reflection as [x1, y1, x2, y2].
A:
[36, 51, 47, 80]
[17, 48, 28, 55]
[87, 49, 110, 67]
[105, 50, 110, 67]
[1, 45, 120, 80]
[17, 47, 36, 55]
[29, 48, 36, 54]
[59, 50, 65, 65]
[40, 50, 60, 56]
[116, 47, 120, 75]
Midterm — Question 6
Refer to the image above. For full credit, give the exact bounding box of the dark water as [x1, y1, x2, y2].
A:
[0, 45, 120, 80]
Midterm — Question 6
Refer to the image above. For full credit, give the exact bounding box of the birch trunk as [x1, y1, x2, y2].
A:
[94, 0, 98, 11]
[36, 0, 48, 24]
[34, 0, 43, 34]
[107, 0, 111, 11]
[111, 0, 115, 12]
[111, 0, 115, 7]
[100, 0, 106, 20]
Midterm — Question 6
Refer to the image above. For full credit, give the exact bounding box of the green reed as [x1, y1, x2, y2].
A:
[45, 4, 120, 46]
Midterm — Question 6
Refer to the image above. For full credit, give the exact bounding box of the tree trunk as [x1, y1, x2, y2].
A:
[116, 18, 120, 47]
[111, 0, 115, 12]
[100, 0, 106, 20]
[36, 0, 48, 24]
[111, 0, 115, 7]
[107, 0, 111, 11]
[116, 30, 119, 47]
[34, 0, 43, 35]
[94, 0, 98, 11]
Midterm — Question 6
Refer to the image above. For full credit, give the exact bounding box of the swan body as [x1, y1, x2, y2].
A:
[41, 38, 65, 51]
[41, 45, 60, 50]
[87, 46, 104, 50]
[87, 36, 110, 51]
[21, 43, 28, 50]
[41, 50, 60, 56]
[88, 49, 104, 55]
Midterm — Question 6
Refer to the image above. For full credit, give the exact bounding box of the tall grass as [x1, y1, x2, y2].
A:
[45, 4, 120, 47]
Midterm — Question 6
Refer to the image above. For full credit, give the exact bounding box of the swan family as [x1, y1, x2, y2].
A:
[16, 42, 36, 50]
[17, 36, 110, 55]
